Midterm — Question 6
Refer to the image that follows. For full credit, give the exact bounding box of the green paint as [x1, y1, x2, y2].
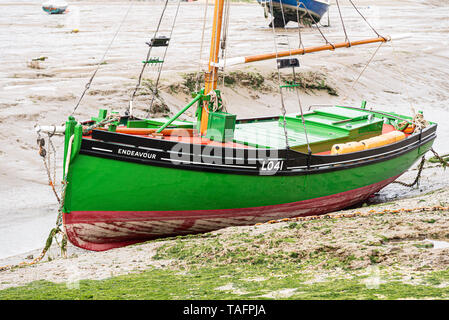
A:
[142, 59, 164, 64]
[361, 100, 367, 109]
[206, 111, 236, 142]
[91, 109, 108, 123]
[156, 93, 202, 133]
[63, 116, 78, 177]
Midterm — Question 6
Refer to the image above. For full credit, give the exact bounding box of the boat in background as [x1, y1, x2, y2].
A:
[42, 0, 68, 14]
[258, 0, 329, 27]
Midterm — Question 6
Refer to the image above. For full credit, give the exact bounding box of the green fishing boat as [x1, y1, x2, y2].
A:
[36, 0, 437, 251]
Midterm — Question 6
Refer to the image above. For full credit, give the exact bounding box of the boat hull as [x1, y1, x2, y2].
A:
[42, 5, 67, 14]
[258, 0, 329, 25]
[42, 7, 67, 14]
[63, 130, 435, 251]
[64, 173, 399, 251]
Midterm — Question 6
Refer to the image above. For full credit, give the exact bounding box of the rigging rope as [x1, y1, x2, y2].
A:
[295, 1, 305, 51]
[219, 0, 231, 90]
[71, 2, 133, 116]
[335, 0, 350, 45]
[348, 0, 385, 40]
[128, 0, 170, 115]
[278, 0, 311, 153]
[298, 1, 334, 49]
[25, 2, 135, 269]
[269, 0, 290, 150]
[341, 41, 384, 103]
[195, 0, 210, 92]
[146, 0, 183, 117]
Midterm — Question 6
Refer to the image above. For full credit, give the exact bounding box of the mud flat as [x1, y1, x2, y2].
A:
[0, 0, 448, 298]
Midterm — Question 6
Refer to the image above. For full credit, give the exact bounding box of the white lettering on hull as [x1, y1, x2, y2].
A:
[117, 148, 157, 160]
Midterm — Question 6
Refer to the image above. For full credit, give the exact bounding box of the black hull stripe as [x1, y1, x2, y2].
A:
[78, 125, 437, 176]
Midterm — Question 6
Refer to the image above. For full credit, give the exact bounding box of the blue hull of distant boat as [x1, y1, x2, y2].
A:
[258, 0, 329, 26]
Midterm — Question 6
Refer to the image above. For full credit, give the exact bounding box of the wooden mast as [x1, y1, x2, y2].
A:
[200, 0, 225, 136]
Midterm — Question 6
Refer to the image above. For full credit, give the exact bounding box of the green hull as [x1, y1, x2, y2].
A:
[65, 140, 433, 213]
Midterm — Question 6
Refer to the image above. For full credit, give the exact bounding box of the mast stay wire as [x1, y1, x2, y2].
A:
[195, 0, 210, 92]
[295, 1, 305, 51]
[217, 0, 231, 112]
[298, 1, 334, 49]
[348, 0, 385, 40]
[340, 41, 383, 103]
[128, 0, 170, 116]
[278, 0, 312, 154]
[269, 0, 290, 151]
[219, 0, 231, 84]
[335, 0, 350, 45]
[71, 2, 134, 116]
[146, 0, 183, 117]
[338, 0, 389, 103]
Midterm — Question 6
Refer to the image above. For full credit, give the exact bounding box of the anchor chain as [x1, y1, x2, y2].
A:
[392, 156, 426, 188]
[392, 111, 447, 187]
[429, 147, 449, 169]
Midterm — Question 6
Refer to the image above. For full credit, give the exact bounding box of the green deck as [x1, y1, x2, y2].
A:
[124, 106, 386, 153]
[233, 106, 384, 152]
[127, 118, 194, 129]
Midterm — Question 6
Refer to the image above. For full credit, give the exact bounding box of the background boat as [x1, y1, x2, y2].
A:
[258, 0, 329, 27]
[42, 0, 68, 14]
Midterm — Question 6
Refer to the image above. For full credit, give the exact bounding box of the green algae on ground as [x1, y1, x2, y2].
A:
[171, 70, 338, 96]
[0, 265, 448, 300]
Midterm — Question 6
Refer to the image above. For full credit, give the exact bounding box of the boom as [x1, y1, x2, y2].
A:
[216, 36, 391, 67]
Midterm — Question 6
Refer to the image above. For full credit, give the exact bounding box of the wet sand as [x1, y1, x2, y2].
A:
[0, 0, 448, 266]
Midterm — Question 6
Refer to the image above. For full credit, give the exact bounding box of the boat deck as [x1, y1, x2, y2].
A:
[89, 106, 398, 154]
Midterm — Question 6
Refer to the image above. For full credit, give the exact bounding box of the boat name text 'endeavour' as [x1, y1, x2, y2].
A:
[118, 148, 157, 159]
